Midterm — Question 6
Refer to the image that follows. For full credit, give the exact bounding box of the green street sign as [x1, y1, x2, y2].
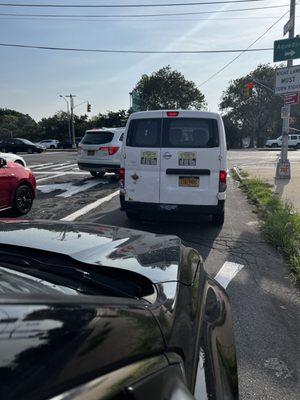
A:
[274, 37, 300, 62]
[131, 91, 141, 112]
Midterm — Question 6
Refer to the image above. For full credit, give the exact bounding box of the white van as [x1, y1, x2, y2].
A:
[119, 110, 227, 225]
[77, 127, 125, 177]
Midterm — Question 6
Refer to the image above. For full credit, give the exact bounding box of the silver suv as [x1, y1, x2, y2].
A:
[77, 128, 125, 177]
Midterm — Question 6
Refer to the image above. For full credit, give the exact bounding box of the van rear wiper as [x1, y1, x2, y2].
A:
[0, 250, 140, 299]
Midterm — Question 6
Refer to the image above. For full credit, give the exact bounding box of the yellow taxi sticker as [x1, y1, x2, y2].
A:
[141, 151, 158, 165]
[179, 152, 196, 166]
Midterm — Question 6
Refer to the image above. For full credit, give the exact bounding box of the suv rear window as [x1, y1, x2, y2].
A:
[162, 118, 219, 148]
[82, 131, 114, 145]
[126, 119, 161, 147]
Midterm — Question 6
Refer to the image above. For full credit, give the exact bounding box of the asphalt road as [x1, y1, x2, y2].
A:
[16, 150, 300, 399]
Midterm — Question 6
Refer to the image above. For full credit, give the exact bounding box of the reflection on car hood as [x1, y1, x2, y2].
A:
[0, 220, 183, 284]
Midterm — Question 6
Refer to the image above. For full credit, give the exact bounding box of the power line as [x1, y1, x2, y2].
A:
[0, 4, 289, 18]
[0, 0, 269, 8]
[0, 42, 272, 53]
[199, 1, 299, 86]
[2, 15, 296, 22]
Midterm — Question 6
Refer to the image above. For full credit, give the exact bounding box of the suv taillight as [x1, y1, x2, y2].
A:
[77, 144, 82, 154]
[99, 146, 120, 155]
[119, 168, 125, 189]
[219, 170, 227, 192]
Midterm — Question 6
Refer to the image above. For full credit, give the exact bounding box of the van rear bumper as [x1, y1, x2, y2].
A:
[120, 195, 225, 215]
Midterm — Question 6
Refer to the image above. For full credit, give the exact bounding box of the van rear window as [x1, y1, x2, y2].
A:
[126, 119, 161, 147]
[162, 118, 219, 148]
[82, 132, 114, 145]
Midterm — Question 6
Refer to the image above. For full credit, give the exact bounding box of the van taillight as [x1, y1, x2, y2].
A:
[99, 146, 119, 155]
[167, 111, 179, 117]
[119, 168, 125, 189]
[219, 170, 227, 192]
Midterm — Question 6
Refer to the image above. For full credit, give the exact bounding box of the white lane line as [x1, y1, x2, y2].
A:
[36, 173, 65, 183]
[57, 180, 105, 198]
[28, 162, 54, 169]
[214, 261, 244, 289]
[61, 190, 119, 221]
[52, 163, 77, 171]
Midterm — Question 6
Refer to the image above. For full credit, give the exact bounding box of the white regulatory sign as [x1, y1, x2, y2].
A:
[281, 106, 289, 119]
[283, 18, 294, 36]
[275, 65, 300, 94]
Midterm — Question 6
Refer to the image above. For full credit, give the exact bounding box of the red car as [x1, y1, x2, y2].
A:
[0, 157, 36, 216]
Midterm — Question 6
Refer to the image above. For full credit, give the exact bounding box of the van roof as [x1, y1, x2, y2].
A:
[130, 110, 221, 120]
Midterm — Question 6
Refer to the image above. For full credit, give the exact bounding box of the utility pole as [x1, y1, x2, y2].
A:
[65, 94, 76, 148]
[276, 0, 296, 179]
[59, 95, 71, 142]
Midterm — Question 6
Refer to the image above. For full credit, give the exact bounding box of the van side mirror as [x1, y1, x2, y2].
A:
[0, 158, 7, 168]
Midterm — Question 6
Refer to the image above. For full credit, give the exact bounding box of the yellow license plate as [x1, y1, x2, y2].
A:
[179, 176, 199, 187]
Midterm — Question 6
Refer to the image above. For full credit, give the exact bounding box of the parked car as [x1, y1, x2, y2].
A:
[0, 152, 26, 167]
[78, 127, 125, 177]
[0, 138, 44, 154]
[58, 137, 83, 149]
[265, 134, 300, 149]
[37, 139, 59, 149]
[0, 157, 36, 215]
[0, 219, 239, 400]
[120, 110, 227, 225]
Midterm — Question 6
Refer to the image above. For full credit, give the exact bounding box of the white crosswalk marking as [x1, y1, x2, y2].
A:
[32, 163, 57, 171]
[36, 173, 66, 183]
[28, 162, 54, 169]
[52, 163, 77, 171]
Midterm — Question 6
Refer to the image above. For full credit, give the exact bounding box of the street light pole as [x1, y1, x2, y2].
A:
[276, 0, 296, 179]
[59, 95, 71, 142]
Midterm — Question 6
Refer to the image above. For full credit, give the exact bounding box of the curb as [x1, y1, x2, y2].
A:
[232, 165, 244, 181]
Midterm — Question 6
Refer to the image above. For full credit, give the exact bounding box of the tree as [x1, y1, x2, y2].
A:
[133, 66, 206, 111]
[89, 110, 128, 128]
[220, 64, 283, 148]
[222, 114, 243, 149]
[38, 111, 71, 141]
[0, 108, 38, 140]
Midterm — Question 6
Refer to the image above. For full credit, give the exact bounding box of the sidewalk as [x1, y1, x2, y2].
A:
[242, 160, 300, 213]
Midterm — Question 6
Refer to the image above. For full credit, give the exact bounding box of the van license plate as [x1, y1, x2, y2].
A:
[179, 176, 199, 187]
[87, 150, 95, 156]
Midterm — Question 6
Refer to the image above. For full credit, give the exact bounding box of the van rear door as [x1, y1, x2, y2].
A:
[159, 111, 222, 206]
[124, 112, 162, 203]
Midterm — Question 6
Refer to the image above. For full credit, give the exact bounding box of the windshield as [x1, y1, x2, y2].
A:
[19, 138, 34, 145]
[82, 131, 114, 145]
[163, 118, 219, 148]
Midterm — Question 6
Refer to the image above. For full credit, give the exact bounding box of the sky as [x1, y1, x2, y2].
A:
[0, 0, 298, 121]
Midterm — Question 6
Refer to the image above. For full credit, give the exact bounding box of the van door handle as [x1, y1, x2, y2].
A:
[163, 152, 172, 160]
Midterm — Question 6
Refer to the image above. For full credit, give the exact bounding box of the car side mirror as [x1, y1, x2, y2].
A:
[0, 158, 7, 168]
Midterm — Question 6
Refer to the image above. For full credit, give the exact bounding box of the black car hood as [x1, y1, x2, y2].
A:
[0, 219, 186, 284]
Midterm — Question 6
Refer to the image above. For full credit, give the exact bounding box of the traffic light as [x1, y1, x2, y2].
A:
[242, 87, 249, 97]
[87, 103, 91, 112]
[242, 82, 254, 97]
[247, 82, 254, 96]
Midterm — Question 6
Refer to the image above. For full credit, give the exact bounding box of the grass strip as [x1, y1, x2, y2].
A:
[232, 169, 300, 284]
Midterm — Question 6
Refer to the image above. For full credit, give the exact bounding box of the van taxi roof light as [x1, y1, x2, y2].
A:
[167, 111, 179, 117]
